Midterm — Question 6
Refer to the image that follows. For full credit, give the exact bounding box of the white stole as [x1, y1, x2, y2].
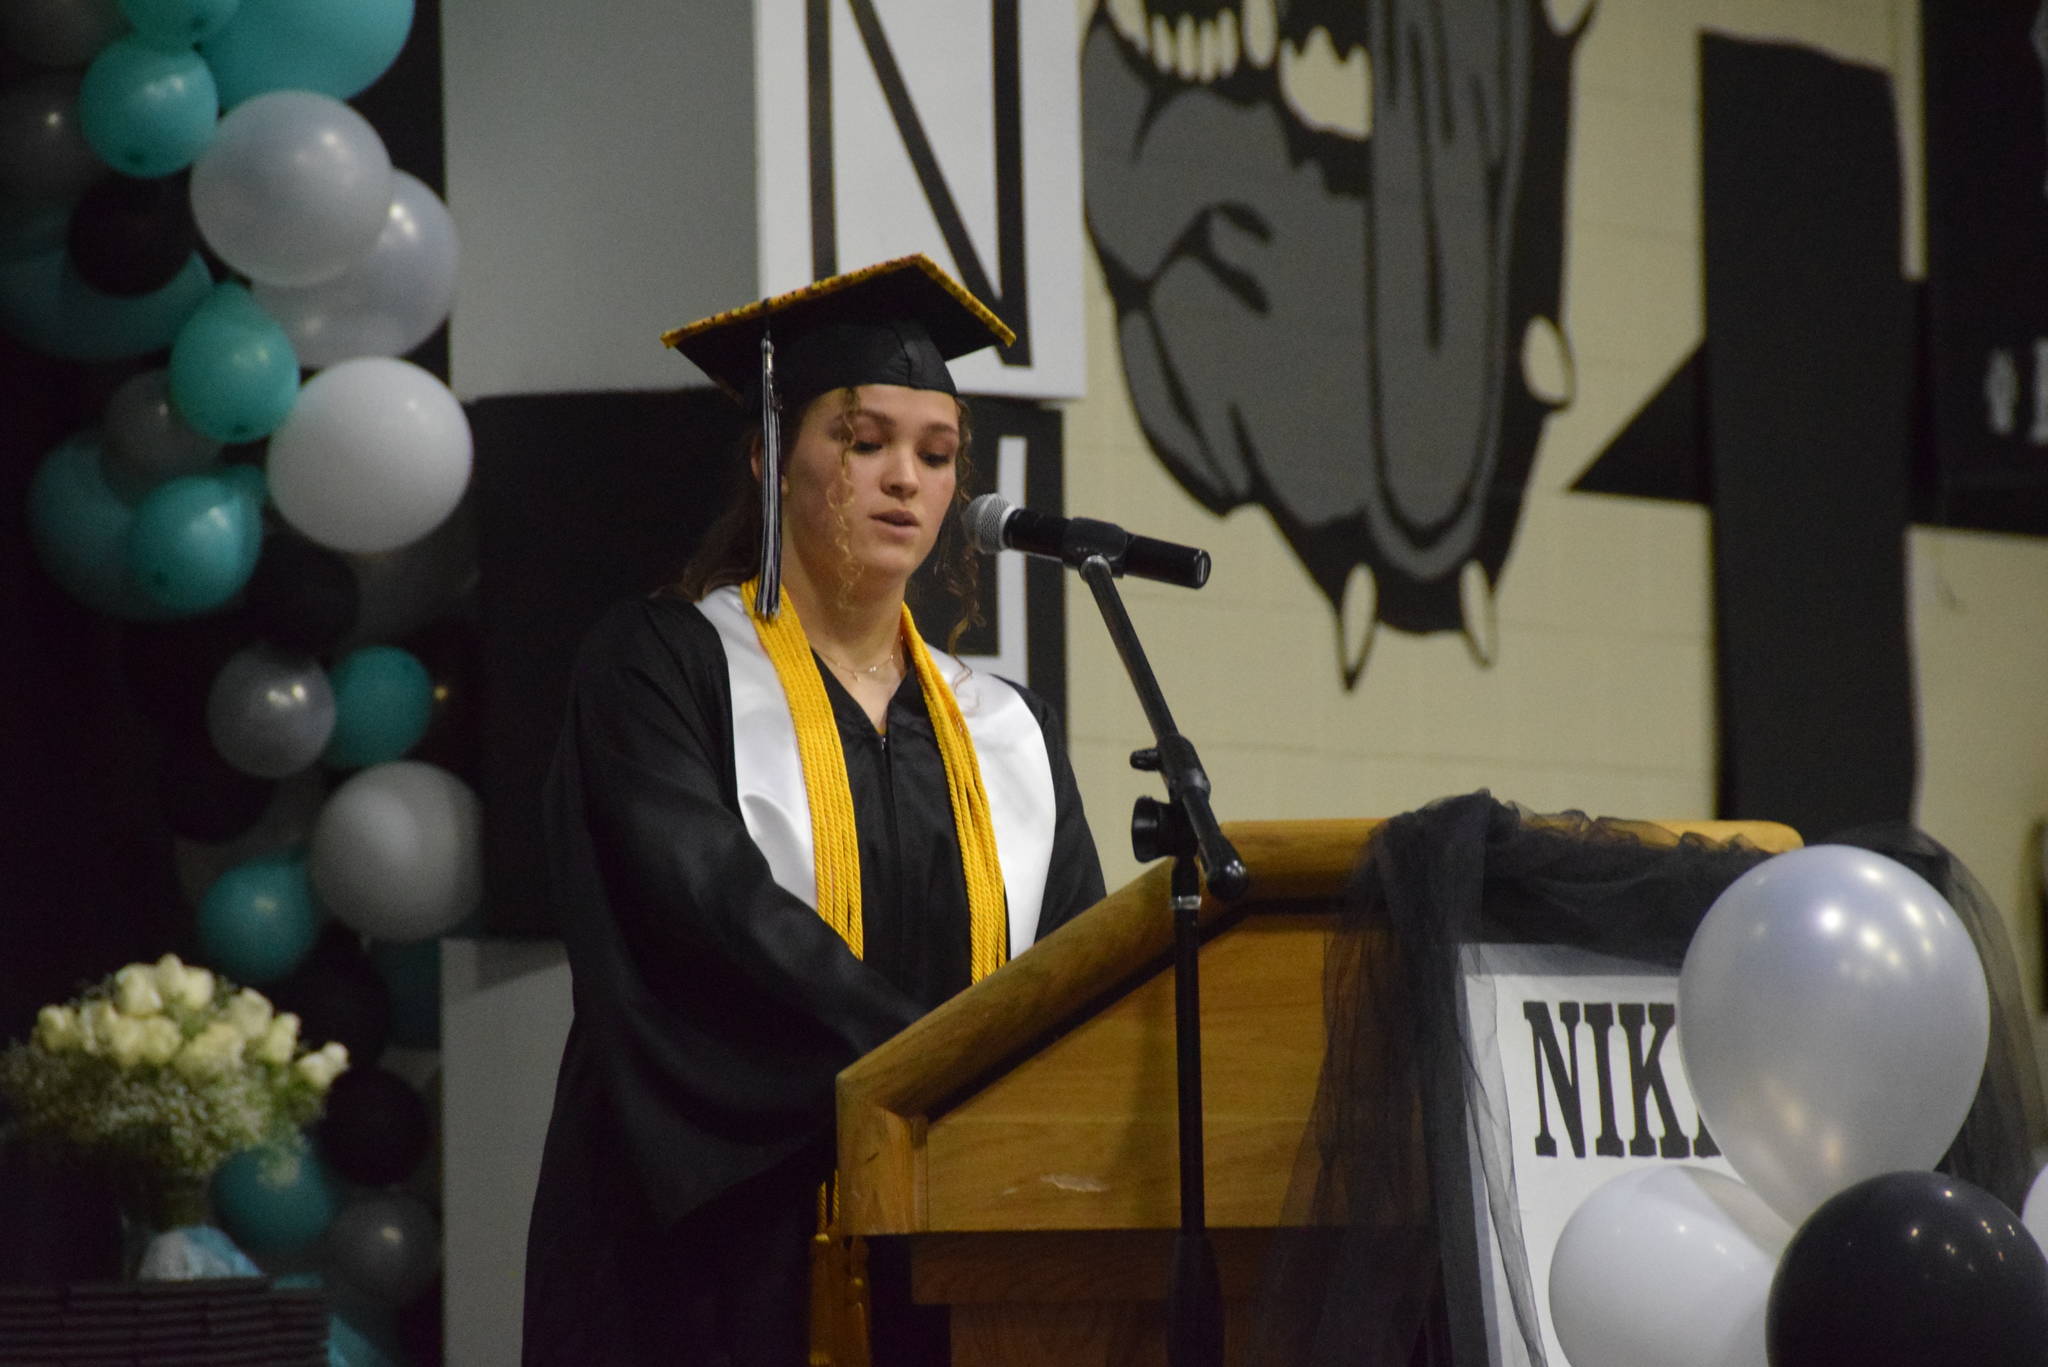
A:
[695, 586, 1057, 956]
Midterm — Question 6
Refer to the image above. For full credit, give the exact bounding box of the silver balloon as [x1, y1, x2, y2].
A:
[206, 644, 337, 779]
[0, 73, 106, 206]
[310, 760, 481, 942]
[323, 1190, 439, 1306]
[1, 0, 124, 70]
[1678, 845, 1991, 1226]
[254, 171, 459, 368]
[100, 368, 223, 501]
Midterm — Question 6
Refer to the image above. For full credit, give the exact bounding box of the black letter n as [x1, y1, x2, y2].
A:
[1523, 1001, 1587, 1158]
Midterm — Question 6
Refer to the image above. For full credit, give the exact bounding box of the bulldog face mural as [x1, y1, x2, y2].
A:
[1083, 0, 1584, 684]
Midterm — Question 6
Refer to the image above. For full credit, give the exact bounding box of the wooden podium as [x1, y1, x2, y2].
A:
[836, 816, 1795, 1364]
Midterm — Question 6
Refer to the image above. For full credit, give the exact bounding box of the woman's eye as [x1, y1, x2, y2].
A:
[850, 440, 883, 454]
[922, 450, 955, 467]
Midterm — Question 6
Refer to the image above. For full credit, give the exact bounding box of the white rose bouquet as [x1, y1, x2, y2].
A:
[0, 954, 350, 1229]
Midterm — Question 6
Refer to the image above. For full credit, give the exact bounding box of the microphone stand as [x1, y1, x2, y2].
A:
[1075, 554, 1249, 1367]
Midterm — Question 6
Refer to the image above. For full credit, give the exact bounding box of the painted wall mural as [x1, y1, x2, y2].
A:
[1082, 0, 1585, 684]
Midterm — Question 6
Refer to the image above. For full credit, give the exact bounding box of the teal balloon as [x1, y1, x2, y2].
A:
[323, 645, 432, 768]
[79, 36, 219, 177]
[200, 0, 414, 108]
[120, 0, 242, 44]
[0, 247, 211, 360]
[198, 849, 320, 983]
[125, 470, 261, 612]
[28, 432, 177, 619]
[219, 460, 267, 510]
[211, 1145, 340, 1253]
[169, 281, 300, 442]
[0, 202, 69, 263]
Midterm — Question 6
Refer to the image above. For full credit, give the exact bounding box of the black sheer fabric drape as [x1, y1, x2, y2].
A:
[1245, 793, 2044, 1367]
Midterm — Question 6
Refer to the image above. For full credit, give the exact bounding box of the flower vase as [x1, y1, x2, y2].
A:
[120, 1182, 216, 1279]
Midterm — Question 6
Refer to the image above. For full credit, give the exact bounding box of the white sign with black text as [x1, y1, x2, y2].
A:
[753, 0, 1086, 399]
[1462, 945, 1737, 1367]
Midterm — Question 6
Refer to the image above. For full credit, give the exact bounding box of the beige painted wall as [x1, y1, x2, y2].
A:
[1061, 0, 2048, 1007]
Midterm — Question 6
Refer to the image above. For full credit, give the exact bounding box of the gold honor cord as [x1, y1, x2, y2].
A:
[741, 578, 1009, 980]
[742, 578, 863, 954]
[901, 617, 1008, 982]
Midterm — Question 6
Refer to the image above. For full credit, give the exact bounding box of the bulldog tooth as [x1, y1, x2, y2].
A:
[1520, 315, 1575, 408]
[1544, 0, 1596, 32]
[1199, 17, 1219, 81]
[1217, 8, 1239, 76]
[1108, 0, 1148, 51]
[1279, 28, 1373, 139]
[1151, 12, 1175, 71]
[1243, 0, 1277, 69]
[1176, 13, 1199, 79]
[1458, 562, 1498, 667]
[1339, 564, 1379, 684]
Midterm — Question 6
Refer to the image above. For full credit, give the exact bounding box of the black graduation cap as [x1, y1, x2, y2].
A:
[660, 254, 1014, 618]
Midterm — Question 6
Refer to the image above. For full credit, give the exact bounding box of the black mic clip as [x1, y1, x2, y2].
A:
[1058, 515, 1138, 571]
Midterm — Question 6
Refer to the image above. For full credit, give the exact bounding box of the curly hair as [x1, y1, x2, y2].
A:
[672, 388, 982, 653]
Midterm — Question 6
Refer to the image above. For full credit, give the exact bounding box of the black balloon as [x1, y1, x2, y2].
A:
[267, 925, 392, 1068]
[316, 1065, 431, 1186]
[66, 172, 197, 297]
[401, 616, 479, 781]
[158, 729, 274, 841]
[1767, 1171, 2048, 1367]
[245, 533, 360, 655]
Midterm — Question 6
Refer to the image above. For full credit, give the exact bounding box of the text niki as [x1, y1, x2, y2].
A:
[1522, 1000, 1718, 1160]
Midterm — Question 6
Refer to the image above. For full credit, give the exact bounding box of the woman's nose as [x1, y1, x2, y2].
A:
[880, 445, 919, 494]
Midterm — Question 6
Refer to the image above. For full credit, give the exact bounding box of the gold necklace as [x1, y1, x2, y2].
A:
[817, 642, 901, 680]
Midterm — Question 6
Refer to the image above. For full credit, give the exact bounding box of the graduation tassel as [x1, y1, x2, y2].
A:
[756, 331, 783, 619]
[808, 1181, 871, 1367]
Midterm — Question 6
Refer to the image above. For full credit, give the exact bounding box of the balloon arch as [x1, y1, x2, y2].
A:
[5, 0, 460, 1358]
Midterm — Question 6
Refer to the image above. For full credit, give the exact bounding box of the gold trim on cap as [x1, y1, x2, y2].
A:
[659, 253, 1016, 353]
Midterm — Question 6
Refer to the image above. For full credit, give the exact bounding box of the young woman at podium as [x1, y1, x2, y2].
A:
[521, 256, 1104, 1367]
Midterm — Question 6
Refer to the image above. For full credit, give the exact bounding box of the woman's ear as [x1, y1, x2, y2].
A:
[746, 432, 764, 484]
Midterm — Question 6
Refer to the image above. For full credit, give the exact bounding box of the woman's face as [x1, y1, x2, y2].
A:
[776, 383, 961, 595]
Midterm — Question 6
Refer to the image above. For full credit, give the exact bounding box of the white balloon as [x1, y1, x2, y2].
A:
[1549, 1166, 1788, 1367]
[267, 357, 472, 553]
[253, 172, 459, 368]
[2023, 1163, 2048, 1256]
[310, 760, 481, 941]
[1678, 845, 1990, 1226]
[189, 91, 392, 287]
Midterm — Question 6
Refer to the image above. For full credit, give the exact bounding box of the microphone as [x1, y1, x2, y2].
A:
[964, 494, 1211, 589]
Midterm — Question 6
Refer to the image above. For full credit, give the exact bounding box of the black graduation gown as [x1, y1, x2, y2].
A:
[522, 595, 1104, 1366]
